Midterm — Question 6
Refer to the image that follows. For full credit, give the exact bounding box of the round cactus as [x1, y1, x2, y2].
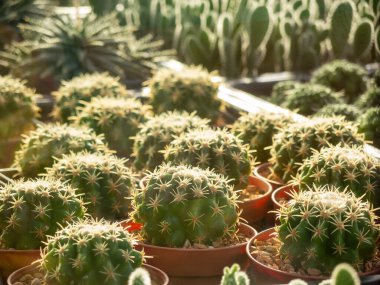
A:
[72, 97, 152, 157]
[270, 80, 301, 105]
[220, 263, 250, 285]
[13, 124, 108, 178]
[355, 85, 380, 109]
[0, 177, 85, 250]
[294, 145, 379, 204]
[47, 151, 136, 220]
[132, 164, 239, 247]
[128, 268, 151, 285]
[230, 111, 294, 164]
[163, 128, 253, 189]
[358, 107, 380, 149]
[132, 111, 210, 171]
[269, 117, 364, 182]
[314, 103, 360, 122]
[52, 73, 129, 122]
[40, 220, 144, 285]
[277, 185, 379, 274]
[147, 65, 221, 122]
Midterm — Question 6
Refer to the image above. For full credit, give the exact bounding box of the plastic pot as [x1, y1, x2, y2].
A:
[271, 184, 298, 211]
[0, 249, 40, 280]
[253, 162, 284, 190]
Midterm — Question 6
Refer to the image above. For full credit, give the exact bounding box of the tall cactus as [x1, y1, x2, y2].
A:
[353, 19, 374, 60]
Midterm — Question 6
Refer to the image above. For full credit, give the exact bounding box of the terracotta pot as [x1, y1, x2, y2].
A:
[253, 163, 284, 190]
[7, 263, 169, 285]
[0, 249, 40, 279]
[239, 176, 272, 224]
[271, 184, 298, 211]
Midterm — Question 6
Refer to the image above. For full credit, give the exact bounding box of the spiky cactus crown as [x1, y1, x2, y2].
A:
[147, 65, 221, 122]
[270, 80, 301, 105]
[315, 103, 360, 122]
[132, 111, 210, 171]
[358, 107, 380, 149]
[41, 220, 143, 285]
[132, 164, 239, 247]
[52, 73, 129, 122]
[311, 60, 368, 104]
[277, 185, 379, 274]
[0, 177, 85, 250]
[47, 151, 136, 220]
[355, 85, 380, 109]
[13, 123, 108, 178]
[0, 76, 40, 139]
[294, 145, 379, 204]
[72, 96, 152, 157]
[163, 128, 253, 189]
[231, 111, 294, 164]
[269, 117, 364, 182]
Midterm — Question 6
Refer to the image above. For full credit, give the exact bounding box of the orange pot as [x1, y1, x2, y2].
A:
[271, 184, 298, 211]
[0, 249, 40, 279]
[253, 163, 284, 190]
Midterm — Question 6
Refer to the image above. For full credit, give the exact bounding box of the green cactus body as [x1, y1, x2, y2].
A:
[269, 117, 364, 182]
[128, 268, 151, 285]
[330, 263, 360, 285]
[132, 164, 239, 247]
[52, 73, 129, 122]
[73, 97, 152, 157]
[270, 81, 301, 105]
[314, 103, 360, 122]
[220, 263, 250, 285]
[47, 152, 136, 220]
[231, 111, 294, 164]
[164, 128, 253, 189]
[0, 178, 85, 250]
[358, 107, 380, 148]
[277, 186, 379, 274]
[13, 124, 108, 178]
[133, 111, 210, 171]
[147, 65, 221, 122]
[355, 85, 380, 109]
[41, 220, 143, 285]
[353, 19, 374, 60]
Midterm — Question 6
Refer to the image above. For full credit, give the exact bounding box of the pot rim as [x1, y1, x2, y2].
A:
[271, 184, 298, 209]
[253, 162, 284, 187]
[239, 175, 272, 205]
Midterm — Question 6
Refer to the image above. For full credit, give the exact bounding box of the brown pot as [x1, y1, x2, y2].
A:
[253, 163, 284, 190]
[271, 184, 298, 211]
[0, 249, 40, 279]
[7, 263, 169, 285]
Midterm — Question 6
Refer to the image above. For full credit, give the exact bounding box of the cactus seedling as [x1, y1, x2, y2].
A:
[315, 104, 360, 122]
[358, 107, 380, 149]
[220, 263, 250, 285]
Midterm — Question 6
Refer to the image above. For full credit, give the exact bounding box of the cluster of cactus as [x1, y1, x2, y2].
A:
[164, 128, 253, 189]
[132, 111, 209, 171]
[13, 123, 107, 178]
[132, 164, 239, 247]
[358, 107, 380, 148]
[277, 185, 379, 274]
[0, 177, 85, 250]
[220, 263, 249, 285]
[40, 220, 144, 285]
[230, 111, 294, 163]
[147, 65, 221, 122]
[269, 117, 364, 182]
[52, 73, 129, 122]
[46, 152, 136, 220]
[314, 103, 360, 122]
[270, 80, 301, 105]
[72, 97, 152, 157]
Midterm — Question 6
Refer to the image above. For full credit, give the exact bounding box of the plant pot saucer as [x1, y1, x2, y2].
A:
[253, 163, 284, 190]
[0, 249, 40, 280]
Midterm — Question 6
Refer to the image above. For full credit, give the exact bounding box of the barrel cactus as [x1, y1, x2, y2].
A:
[355, 85, 380, 109]
[47, 152, 136, 220]
[277, 185, 379, 274]
[147, 65, 221, 122]
[0, 177, 85, 250]
[358, 107, 380, 149]
[52, 73, 129, 122]
[72, 97, 152, 157]
[230, 111, 294, 164]
[40, 220, 144, 285]
[164, 128, 253, 189]
[270, 80, 301, 105]
[132, 111, 210, 171]
[13, 124, 108, 178]
[132, 164, 239, 247]
[269, 117, 364, 182]
[314, 103, 360, 122]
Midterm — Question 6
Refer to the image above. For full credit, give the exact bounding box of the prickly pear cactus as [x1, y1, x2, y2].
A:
[132, 164, 239, 247]
[295, 145, 379, 204]
[147, 65, 221, 122]
[0, 177, 85, 250]
[314, 103, 360, 122]
[355, 85, 380, 109]
[128, 268, 151, 285]
[13, 124, 108, 178]
[358, 107, 380, 149]
[47, 152, 136, 220]
[269, 117, 364, 182]
[52, 73, 129, 122]
[231, 111, 294, 164]
[72, 97, 152, 157]
[270, 81, 301, 105]
[164, 128, 253, 189]
[133, 111, 210, 171]
[41, 220, 144, 285]
[277, 185, 379, 274]
[220, 263, 250, 285]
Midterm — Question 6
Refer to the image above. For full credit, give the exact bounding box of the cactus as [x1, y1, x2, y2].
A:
[231, 111, 294, 164]
[277, 185, 379, 274]
[132, 164, 239, 247]
[0, 177, 85, 250]
[72, 97, 152, 158]
[52, 73, 129, 123]
[375, 26, 380, 57]
[147, 65, 221, 122]
[132, 111, 209, 171]
[220, 263, 250, 285]
[269, 117, 364, 182]
[358, 107, 380, 148]
[270, 81, 301, 105]
[164, 128, 253, 189]
[46, 152, 136, 220]
[40, 220, 144, 285]
[13, 124, 108, 178]
[311, 60, 368, 104]
[314, 103, 360, 122]
[353, 19, 374, 60]
[128, 268, 151, 285]
[355, 85, 380, 109]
